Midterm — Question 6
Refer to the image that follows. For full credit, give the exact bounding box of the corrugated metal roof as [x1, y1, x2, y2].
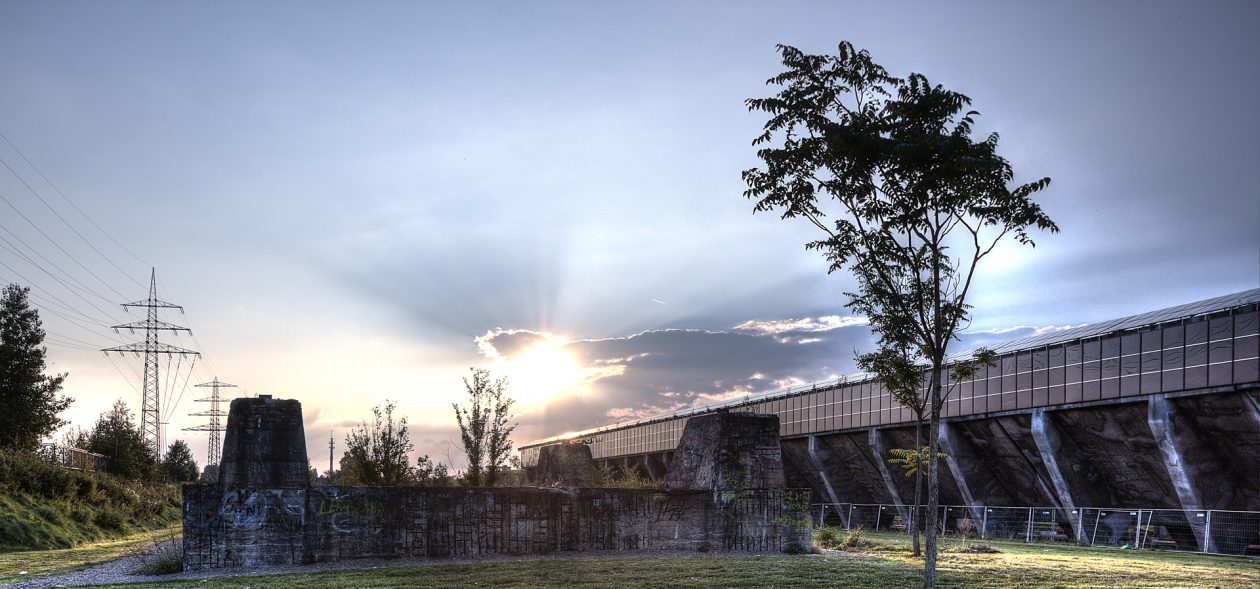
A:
[520, 288, 1260, 448]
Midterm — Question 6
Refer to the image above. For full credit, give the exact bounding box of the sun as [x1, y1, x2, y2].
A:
[501, 337, 583, 406]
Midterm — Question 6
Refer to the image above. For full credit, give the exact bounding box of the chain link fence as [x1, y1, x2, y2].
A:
[813, 503, 1260, 557]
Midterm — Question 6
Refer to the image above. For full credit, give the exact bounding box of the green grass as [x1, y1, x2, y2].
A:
[0, 449, 182, 553]
[60, 531, 1256, 589]
[0, 525, 179, 585]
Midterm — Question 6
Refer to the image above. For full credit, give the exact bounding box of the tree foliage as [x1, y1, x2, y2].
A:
[452, 367, 517, 487]
[85, 399, 158, 481]
[161, 439, 199, 483]
[745, 42, 1056, 588]
[415, 454, 452, 486]
[0, 284, 72, 451]
[339, 400, 416, 486]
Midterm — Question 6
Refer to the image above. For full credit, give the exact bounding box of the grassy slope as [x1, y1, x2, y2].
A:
[80, 532, 1257, 589]
[0, 526, 179, 585]
[0, 450, 182, 553]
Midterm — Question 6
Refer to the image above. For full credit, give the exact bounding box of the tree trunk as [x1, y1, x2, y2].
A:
[923, 363, 944, 589]
[912, 415, 923, 557]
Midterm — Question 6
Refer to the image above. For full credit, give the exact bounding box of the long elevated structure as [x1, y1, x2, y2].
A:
[521, 289, 1260, 523]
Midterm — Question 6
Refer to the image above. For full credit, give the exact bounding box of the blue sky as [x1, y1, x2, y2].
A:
[1, 1, 1256, 470]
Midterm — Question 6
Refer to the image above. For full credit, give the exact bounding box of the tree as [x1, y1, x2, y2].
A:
[415, 454, 451, 486]
[86, 399, 158, 480]
[0, 284, 72, 451]
[452, 368, 517, 487]
[162, 439, 199, 483]
[744, 42, 1057, 587]
[339, 400, 416, 486]
[858, 342, 993, 556]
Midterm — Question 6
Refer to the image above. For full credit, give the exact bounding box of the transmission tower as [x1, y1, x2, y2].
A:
[102, 269, 199, 455]
[185, 377, 236, 465]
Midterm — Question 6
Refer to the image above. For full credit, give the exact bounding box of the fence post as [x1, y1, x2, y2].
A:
[876, 505, 883, 531]
[847, 504, 854, 531]
[1026, 507, 1034, 543]
[1203, 510, 1212, 554]
[1092, 512, 1103, 546]
[1135, 509, 1142, 548]
[981, 508, 988, 540]
[820, 505, 826, 527]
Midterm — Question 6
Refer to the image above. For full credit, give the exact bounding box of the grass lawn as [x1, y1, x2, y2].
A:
[0, 526, 179, 585]
[60, 530, 1256, 589]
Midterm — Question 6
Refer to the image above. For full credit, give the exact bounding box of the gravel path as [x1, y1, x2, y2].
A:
[9, 541, 785, 588]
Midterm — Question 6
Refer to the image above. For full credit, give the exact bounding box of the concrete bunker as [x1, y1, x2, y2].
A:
[182, 399, 811, 570]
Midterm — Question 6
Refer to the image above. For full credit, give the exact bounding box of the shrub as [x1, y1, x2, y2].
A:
[93, 509, 124, 531]
[815, 526, 843, 550]
[132, 532, 183, 575]
[840, 525, 866, 551]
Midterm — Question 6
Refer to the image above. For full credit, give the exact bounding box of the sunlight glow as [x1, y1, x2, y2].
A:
[498, 336, 584, 406]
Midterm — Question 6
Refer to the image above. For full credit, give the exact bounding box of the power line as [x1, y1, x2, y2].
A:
[0, 129, 150, 276]
[0, 154, 143, 290]
[0, 224, 128, 317]
[0, 255, 124, 328]
[185, 377, 236, 466]
[0, 189, 130, 301]
[102, 270, 199, 454]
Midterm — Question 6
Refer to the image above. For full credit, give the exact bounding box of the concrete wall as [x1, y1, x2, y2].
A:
[183, 485, 813, 570]
[778, 391, 1260, 513]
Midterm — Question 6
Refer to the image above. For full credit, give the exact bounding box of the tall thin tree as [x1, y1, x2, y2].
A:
[744, 42, 1056, 587]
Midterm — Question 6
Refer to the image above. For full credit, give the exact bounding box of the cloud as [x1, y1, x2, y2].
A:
[475, 328, 550, 360]
[479, 316, 877, 442]
[733, 315, 868, 335]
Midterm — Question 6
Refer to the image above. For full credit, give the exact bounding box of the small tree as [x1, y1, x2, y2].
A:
[859, 342, 993, 556]
[86, 399, 158, 480]
[0, 284, 72, 451]
[744, 42, 1057, 587]
[162, 439, 199, 483]
[415, 454, 451, 486]
[453, 368, 517, 487]
[339, 400, 415, 486]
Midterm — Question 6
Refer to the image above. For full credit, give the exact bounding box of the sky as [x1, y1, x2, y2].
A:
[1, 0, 1256, 473]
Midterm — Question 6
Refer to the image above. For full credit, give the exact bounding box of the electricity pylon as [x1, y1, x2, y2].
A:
[102, 269, 199, 455]
[185, 378, 236, 465]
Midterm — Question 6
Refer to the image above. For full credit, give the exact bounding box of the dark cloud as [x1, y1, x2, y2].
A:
[495, 316, 876, 437]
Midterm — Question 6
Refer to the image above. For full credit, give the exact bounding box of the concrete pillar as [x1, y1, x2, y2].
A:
[938, 422, 984, 523]
[1029, 409, 1079, 537]
[1147, 394, 1209, 551]
[806, 435, 843, 526]
[867, 428, 908, 522]
[642, 454, 661, 482]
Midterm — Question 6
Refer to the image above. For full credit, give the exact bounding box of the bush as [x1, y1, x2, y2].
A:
[132, 532, 182, 575]
[839, 525, 866, 551]
[815, 526, 843, 550]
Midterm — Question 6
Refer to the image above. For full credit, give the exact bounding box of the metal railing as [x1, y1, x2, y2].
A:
[38, 443, 108, 472]
[813, 503, 1260, 558]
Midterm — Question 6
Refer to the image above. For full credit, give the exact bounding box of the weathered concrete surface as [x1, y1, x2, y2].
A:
[782, 432, 898, 505]
[185, 486, 813, 569]
[1163, 392, 1260, 511]
[186, 400, 812, 570]
[665, 412, 785, 494]
[1050, 403, 1180, 508]
[218, 395, 307, 489]
[533, 442, 594, 487]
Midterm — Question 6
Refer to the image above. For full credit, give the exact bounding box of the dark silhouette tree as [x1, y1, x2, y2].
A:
[453, 368, 516, 487]
[744, 42, 1057, 587]
[162, 439, 199, 483]
[339, 400, 415, 485]
[0, 284, 72, 451]
[415, 454, 451, 486]
[86, 399, 158, 480]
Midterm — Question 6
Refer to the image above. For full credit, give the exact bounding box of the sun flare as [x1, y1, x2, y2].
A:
[500, 336, 584, 405]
